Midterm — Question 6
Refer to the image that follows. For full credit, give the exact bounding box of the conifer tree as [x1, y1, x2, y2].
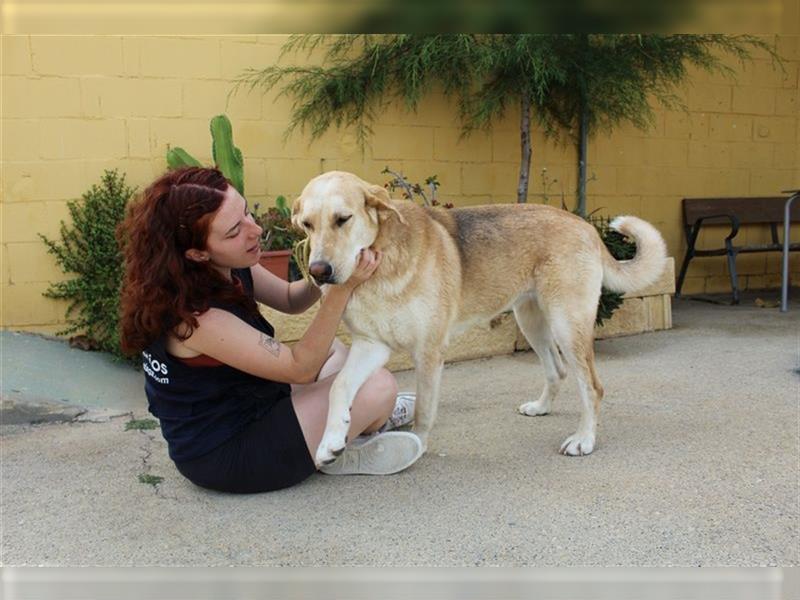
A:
[237, 34, 777, 210]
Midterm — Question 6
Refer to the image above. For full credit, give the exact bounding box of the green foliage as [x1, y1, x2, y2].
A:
[591, 216, 638, 326]
[382, 166, 453, 209]
[242, 34, 777, 147]
[209, 115, 245, 195]
[254, 195, 305, 251]
[165, 147, 202, 170]
[138, 474, 164, 486]
[235, 34, 778, 207]
[596, 224, 637, 262]
[539, 34, 779, 142]
[253, 196, 306, 281]
[125, 418, 159, 431]
[166, 114, 245, 195]
[597, 289, 625, 327]
[233, 35, 489, 148]
[39, 170, 136, 361]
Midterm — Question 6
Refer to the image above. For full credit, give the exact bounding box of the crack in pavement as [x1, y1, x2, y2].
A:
[0, 397, 133, 426]
[135, 426, 181, 502]
[74, 409, 133, 423]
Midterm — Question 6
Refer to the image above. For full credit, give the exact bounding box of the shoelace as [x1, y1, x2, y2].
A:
[391, 405, 407, 422]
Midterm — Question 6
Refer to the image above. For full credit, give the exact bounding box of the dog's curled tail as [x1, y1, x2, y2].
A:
[601, 216, 668, 294]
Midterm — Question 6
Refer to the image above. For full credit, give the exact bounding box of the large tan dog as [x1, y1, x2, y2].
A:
[293, 171, 667, 466]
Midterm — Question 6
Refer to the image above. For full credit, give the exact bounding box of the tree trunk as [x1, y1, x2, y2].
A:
[576, 34, 590, 218]
[517, 94, 532, 204]
[577, 97, 588, 217]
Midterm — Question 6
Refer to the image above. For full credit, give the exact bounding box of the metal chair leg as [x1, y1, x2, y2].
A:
[726, 245, 739, 305]
[677, 223, 700, 298]
[781, 191, 799, 312]
[675, 252, 693, 297]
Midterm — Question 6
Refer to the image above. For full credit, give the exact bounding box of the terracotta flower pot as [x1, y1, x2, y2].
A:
[259, 249, 292, 280]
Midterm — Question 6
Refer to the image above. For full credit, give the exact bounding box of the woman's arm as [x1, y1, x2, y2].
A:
[250, 263, 321, 314]
[182, 250, 380, 384]
[180, 286, 351, 384]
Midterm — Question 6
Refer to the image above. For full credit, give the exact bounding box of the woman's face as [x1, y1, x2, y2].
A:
[202, 185, 263, 273]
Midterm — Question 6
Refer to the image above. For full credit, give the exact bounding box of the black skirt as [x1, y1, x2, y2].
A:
[173, 395, 316, 494]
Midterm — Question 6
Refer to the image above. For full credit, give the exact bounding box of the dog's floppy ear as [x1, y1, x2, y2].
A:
[364, 184, 407, 225]
[291, 195, 304, 231]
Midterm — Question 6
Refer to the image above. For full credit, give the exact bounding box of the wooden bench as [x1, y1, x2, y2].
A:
[676, 196, 800, 304]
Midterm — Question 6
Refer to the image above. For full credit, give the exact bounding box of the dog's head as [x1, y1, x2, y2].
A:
[292, 171, 406, 285]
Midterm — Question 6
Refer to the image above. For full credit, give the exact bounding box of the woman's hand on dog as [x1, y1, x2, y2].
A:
[344, 248, 382, 289]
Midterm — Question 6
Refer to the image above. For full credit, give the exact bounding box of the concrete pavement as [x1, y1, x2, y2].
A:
[1, 296, 798, 566]
[1, 330, 144, 423]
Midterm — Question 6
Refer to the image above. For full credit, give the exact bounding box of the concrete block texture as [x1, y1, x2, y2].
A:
[1, 34, 797, 331]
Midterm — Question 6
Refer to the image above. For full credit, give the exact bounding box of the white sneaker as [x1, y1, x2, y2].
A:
[319, 431, 424, 476]
[380, 392, 416, 432]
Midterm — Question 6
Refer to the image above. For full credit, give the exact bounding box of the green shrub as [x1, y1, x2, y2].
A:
[592, 216, 637, 326]
[39, 169, 136, 361]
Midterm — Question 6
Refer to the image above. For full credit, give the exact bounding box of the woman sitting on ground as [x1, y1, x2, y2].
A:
[118, 166, 420, 494]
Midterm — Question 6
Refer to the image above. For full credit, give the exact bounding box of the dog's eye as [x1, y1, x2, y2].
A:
[302, 221, 313, 231]
[336, 215, 352, 227]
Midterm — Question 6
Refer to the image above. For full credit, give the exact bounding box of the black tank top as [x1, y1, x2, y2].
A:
[143, 268, 291, 462]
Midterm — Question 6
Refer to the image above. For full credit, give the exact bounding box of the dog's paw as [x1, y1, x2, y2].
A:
[315, 436, 346, 466]
[559, 432, 595, 456]
[518, 399, 551, 416]
[315, 422, 350, 466]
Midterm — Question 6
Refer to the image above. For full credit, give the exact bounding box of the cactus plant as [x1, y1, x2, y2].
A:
[165, 114, 245, 195]
[209, 115, 245, 195]
[166, 147, 202, 170]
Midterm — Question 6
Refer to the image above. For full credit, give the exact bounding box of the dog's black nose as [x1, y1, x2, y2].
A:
[308, 261, 333, 283]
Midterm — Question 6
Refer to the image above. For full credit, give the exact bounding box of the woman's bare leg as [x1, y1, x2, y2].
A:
[291, 367, 397, 463]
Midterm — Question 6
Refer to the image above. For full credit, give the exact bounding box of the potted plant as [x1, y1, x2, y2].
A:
[164, 115, 307, 281]
[254, 195, 305, 281]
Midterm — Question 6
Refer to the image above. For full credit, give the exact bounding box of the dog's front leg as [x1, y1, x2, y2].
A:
[315, 337, 392, 466]
[412, 350, 444, 453]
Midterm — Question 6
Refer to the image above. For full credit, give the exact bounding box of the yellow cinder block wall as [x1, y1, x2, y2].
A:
[2, 34, 799, 333]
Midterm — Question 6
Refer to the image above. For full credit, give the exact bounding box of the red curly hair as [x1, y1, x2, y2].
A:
[118, 167, 258, 355]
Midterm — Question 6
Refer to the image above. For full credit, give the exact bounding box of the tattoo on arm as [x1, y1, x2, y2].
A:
[259, 333, 281, 357]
